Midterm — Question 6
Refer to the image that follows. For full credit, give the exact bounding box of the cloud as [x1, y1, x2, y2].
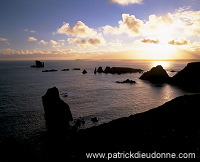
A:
[168, 39, 189, 45]
[0, 37, 10, 45]
[57, 21, 98, 38]
[67, 37, 105, 46]
[50, 40, 58, 45]
[103, 7, 200, 45]
[110, 0, 143, 6]
[0, 38, 8, 42]
[173, 7, 200, 36]
[0, 48, 74, 56]
[103, 14, 143, 36]
[38, 40, 48, 45]
[49, 40, 66, 48]
[27, 37, 37, 42]
[0, 48, 14, 53]
[141, 38, 160, 44]
[120, 14, 143, 34]
[103, 25, 122, 35]
[24, 29, 37, 33]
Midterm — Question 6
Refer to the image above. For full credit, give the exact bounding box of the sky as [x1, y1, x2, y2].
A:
[0, 0, 200, 60]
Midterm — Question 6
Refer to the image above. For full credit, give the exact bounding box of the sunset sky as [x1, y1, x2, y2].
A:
[0, 0, 200, 60]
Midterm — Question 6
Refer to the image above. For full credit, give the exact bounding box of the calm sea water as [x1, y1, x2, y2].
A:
[0, 60, 193, 140]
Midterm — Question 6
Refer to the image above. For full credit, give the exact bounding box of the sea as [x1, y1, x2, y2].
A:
[0, 60, 195, 141]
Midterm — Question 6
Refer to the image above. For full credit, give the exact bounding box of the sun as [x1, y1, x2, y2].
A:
[144, 43, 177, 60]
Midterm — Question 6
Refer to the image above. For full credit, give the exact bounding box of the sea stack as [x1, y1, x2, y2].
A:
[31, 60, 44, 68]
[140, 65, 169, 83]
[97, 67, 104, 73]
[94, 67, 97, 74]
[82, 69, 87, 74]
[42, 87, 73, 136]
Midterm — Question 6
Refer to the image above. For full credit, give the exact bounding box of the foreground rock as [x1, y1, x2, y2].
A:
[69, 94, 200, 159]
[30, 60, 44, 68]
[140, 65, 169, 83]
[42, 87, 73, 136]
[171, 62, 200, 86]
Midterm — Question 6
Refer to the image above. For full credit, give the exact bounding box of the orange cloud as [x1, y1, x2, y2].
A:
[57, 21, 98, 38]
[27, 37, 37, 42]
[141, 38, 160, 44]
[168, 39, 188, 45]
[0, 37, 10, 45]
[38, 40, 48, 45]
[67, 37, 105, 47]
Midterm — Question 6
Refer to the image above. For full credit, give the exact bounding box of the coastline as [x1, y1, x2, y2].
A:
[1, 93, 199, 161]
[67, 93, 200, 160]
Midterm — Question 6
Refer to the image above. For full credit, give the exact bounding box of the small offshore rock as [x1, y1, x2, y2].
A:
[31, 60, 44, 68]
[82, 69, 87, 74]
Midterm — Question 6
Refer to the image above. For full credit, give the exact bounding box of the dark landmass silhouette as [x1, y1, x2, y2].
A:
[1, 93, 199, 161]
[140, 62, 200, 91]
[68, 94, 200, 160]
[170, 62, 200, 86]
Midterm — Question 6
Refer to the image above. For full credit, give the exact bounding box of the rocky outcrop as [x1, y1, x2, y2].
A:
[96, 66, 143, 74]
[104, 66, 111, 73]
[94, 67, 97, 74]
[72, 68, 81, 70]
[116, 79, 136, 84]
[31, 60, 44, 68]
[109, 67, 143, 74]
[82, 69, 87, 74]
[42, 69, 57, 72]
[140, 65, 169, 83]
[97, 67, 104, 73]
[42, 87, 73, 136]
[171, 62, 200, 86]
[61, 69, 69, 71]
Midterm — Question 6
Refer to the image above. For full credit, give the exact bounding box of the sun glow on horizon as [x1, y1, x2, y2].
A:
[151, 61, 170, 69]
[142, 43, 177, 60]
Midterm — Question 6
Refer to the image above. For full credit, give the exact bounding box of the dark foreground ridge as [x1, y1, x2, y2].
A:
[0, 93, 200, 161]
[68, 94, 200, 160]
